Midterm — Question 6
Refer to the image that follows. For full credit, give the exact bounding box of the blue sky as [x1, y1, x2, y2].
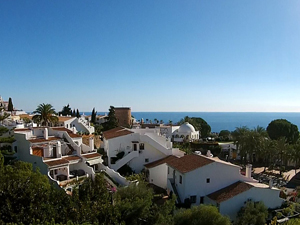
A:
[1, 1, 300, 112]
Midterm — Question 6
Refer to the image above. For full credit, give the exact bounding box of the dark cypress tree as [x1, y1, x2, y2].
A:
[8, 97, 13, 112]
[91, 108, 97, 124]
[72, 109, 76, 117]
[76, 109, 80, 118]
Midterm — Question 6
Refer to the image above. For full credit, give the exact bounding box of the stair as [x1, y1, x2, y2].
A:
[171, 182, 181, 204]
[111, 151, 139, 171]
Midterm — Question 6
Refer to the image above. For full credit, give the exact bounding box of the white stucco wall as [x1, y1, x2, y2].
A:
[129, 141, 166, 173]
[14, 133, 49, 175]
[148, 163, 168, 189]
[213, 187, 284, 220]
[105, 132, 171, 173]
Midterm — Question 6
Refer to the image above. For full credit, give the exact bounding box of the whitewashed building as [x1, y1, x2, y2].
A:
[102, 127, 184, 173]
[145, 153, 283, 220]
[57, 116, 95, 134]
[14, 127, 101, 187]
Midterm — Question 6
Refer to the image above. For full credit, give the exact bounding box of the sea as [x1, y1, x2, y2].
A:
[86, 112, 300, 133]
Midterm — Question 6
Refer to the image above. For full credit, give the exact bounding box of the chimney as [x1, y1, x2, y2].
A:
[72, 126, 76, 134]
[246, 164, 252, 178]
[89, 136, 94, 150]
[56, 141, 62, 158]
[269, 178, 273, 189]
[44, 128, 48, 140]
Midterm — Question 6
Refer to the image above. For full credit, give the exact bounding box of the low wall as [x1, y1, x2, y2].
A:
[99, 164, 130, 186]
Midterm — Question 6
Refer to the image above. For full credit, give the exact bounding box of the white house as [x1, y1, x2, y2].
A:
[172, 122, 200, 142]
[145, 153, 283, 220]
[14, 127, 102, 188]
[102, 127, 184, 173]
[57, 116, 95, 134]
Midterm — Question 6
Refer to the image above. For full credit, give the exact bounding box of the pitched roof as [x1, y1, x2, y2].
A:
[19, 114, 33, 119]
[145, 155, 179, 168]
[168, 154, 214, 174]
[14, 128, 31, 132]
[29, 137, 61, 143]
[44, 158, 69, 167]
[58, 116, 75, 122]
[51, 127, 71, 132]
[51, 127, 82, 138]
[102, 127, 133, 140]
[207, 181, 253, 203]
[82, 153, 101, 159]
[64, 156, 81, 161]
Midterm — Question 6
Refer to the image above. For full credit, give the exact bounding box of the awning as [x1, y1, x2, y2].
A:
[87, 158, 102, 165]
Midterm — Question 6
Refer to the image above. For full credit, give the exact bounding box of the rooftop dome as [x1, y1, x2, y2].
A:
[178, 122, 196, 133]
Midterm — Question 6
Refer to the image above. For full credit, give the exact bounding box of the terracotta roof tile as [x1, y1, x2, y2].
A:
[64, 156, 81, 161]
[103, 127, 133, 140]
[44, 159, 69, 167]
[58, 116, 74, 122]
[19, 114, 33, 119]
[145, 155, 179, 168]
[14, 128, 31, 132]
[52, 127, 71, 132]
[82, 153, 101, 159]
[29, 137, 61, 143]
[207, 181, 253, 203]
[68, 133, 81, 138]
[51, 127, 82, 138]
[168, 154, 214, 173]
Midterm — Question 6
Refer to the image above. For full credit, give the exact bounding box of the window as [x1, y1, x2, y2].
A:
[145, 158, 149, 163]
[179, 175, 182, 184]
[139, 143, 144, 150]
[200, 196, 204, 204]
[14, 146, 17, 153]
[168, 167, 170, 174]
[206, 178, 210, 183]
[190, 195, 196, 203]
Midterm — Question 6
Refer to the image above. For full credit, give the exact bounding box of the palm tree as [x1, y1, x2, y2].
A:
[32, 103, 58, 126]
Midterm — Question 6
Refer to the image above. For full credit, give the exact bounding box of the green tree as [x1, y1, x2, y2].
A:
[0, 127, 9, 136]
[235, 201, 268, 225]
[0, 161, 52, 224]
[267, 119, 299, 144]
[76, 109, 80, 118]
[103, 106, 118, 131]
[72, 109, 76, 117]
[180, 116, 211, 137]
[32, 103, 58, 126]
[219, 130, 231, 141]
[8, 97, 13, 112]
[174, 204, 230, 225]
[0, 112, 9, 124]
[91, 108, 97, 124]
[59, 104, 72, 116]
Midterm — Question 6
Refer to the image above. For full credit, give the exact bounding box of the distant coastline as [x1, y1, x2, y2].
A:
[83, 111, 300, 133]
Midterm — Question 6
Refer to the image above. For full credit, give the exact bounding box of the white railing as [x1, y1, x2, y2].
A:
[141, 134, 172, 155]
[99, 164, 130, 186]
[81, 143, 93, 153]
[63, 131, 81, 155]
[111, 150, 139, 171]
[47, 171, 61, 189]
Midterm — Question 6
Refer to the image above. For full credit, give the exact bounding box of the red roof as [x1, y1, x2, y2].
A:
[145, 155, 179, 168]
[64, 156, 81, 161]
[102, 127, 133, 140]
[14, 128, 31, 132]
[44, 159, 69, 167]
[51, 127, 81, 138]
[82, 153, 101, 159]
[29, 137, 61, 143]
[168, 154, 214, 174]
[207, 181, 253, 203]
[145, 154, 214, 174]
